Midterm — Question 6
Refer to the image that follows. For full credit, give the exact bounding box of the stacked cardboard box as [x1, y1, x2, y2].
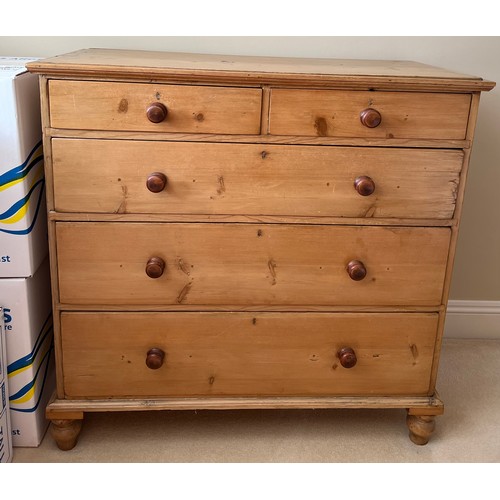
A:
[0, 259, 54, 447]
[0, 57, 47, 276]
[0, 57, 55, 447]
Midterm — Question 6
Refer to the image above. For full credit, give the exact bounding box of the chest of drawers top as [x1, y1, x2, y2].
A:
[28, 48, 494, 91]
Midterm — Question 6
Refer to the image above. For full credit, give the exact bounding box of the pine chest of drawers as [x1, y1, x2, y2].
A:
[27, 49, 495, 450]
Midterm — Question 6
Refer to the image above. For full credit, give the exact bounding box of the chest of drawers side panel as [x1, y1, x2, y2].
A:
[38, 76, 65, 398]
[428, 92, 483, 392]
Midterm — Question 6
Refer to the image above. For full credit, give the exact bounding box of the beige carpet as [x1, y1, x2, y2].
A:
[12, 339, 500, 462]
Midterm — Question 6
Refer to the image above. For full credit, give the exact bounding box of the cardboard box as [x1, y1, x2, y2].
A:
[1, 308, 13, 462]
[0, 57, 48, 278]
[0, 257, 55, 446]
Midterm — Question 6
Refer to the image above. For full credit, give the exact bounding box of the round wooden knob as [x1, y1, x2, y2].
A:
[337, 347, 357, 368]
[146, 348, 165, 370]
[360, 108, 382, 128]
[145, 257, 165, 279]
[146, 172, 168, 193]
[346, 260, 367, 281]
[146, 102, 168, 123]
[354, 176, 375, 196]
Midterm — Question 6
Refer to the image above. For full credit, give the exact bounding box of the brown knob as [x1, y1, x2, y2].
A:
[146, 348, 165, 369]
[337, 347, 357, 368]
[346, 260, 367, 281]
[145, 257, 165, 279]
[146, 102, 168, 123]
[146, 172, 168, 193]
[360, 108, 382, 128]
[354, 176, 375, 196]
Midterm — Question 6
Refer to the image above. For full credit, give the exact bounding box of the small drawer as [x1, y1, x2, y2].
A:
[56, 222, 451, 306]
[52, 138, 463, 219]
[269, 89, 471, 140]
[48, 80, 262, 134]
[61, 312, 438, 398]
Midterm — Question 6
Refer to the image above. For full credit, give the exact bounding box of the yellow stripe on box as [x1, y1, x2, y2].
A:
[0, 177, 24, 192]
[1, 201, 31, 224]
[11, 384, 36, 405]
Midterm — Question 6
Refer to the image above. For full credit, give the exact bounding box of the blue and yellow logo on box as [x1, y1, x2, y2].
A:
[0, 140, 45, 236]
[7, 313, 54, 413]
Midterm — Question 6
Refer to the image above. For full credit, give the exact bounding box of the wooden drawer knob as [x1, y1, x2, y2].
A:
[146, 172, 168, 193]
[146, 348, 165, 369]
[146, 102, 168, 123]
[145, 257, 165, 279]
[346, 260, 367, 281]
[360, 108, 382, 128]
[337, 347, 357, 368]
[354, 176, 375, 196]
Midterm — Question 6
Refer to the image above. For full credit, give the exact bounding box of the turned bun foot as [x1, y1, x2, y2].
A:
[51, 419, 83, 451]
[406, 414, 436, 445]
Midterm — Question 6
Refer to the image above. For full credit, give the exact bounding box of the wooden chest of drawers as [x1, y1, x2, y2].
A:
[27, 49, 495, 450]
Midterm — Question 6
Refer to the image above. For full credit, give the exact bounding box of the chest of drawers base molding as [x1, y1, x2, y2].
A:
[46, 394, 445, 450]
[27, 49, 494, 450]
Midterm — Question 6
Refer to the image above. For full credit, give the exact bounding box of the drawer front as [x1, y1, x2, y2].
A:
[269, 89, 471, 139]
[61, 312, 438, 397]
[52, 138, 463, 219]
[48, 80, 262, 134]
[56, 223, 450, 306]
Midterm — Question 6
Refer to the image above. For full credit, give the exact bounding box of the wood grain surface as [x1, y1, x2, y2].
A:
[56, 222, 451, 306]
[27, 49, 496, 92]
[52, 139, 463, 219]
[269, 89, 471, 139]
[48, 80, 262, 134]
[61, 312, 438, 397]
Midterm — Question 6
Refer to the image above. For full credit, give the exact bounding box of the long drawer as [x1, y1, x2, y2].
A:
[61, 312, 438, 398]
[52, 139, 463, 219]
[48, 80, 262, 134]
[56, 222, 450, 306]
[269, 89, 471, 139]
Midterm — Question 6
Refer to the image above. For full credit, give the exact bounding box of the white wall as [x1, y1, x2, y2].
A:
[1, 36, 498, 300]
